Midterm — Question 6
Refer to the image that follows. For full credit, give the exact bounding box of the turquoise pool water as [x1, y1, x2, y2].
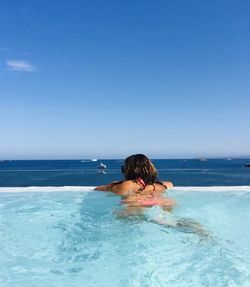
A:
[0, 186, 250, 287]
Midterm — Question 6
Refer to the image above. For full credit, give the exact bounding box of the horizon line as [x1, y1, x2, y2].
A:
[1, 156, 250, 161]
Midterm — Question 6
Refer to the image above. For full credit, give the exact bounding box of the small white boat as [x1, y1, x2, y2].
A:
[98, 162, 107, 170]
[195, 158, 207, 162]
[91, 159, 98, 162]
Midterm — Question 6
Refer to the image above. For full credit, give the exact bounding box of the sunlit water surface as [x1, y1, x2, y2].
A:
[0, 187, 250, 287]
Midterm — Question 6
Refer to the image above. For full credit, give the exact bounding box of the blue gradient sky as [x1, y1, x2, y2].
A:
[0, 0, 249, 159]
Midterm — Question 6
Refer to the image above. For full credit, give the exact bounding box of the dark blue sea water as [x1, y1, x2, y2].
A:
[0, 158, 250, 187]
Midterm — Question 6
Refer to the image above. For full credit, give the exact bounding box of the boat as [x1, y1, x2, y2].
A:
[194, 158, 207, 162]
[243, 163, 250, 168]
[98, 162, 107, 169]
[97, 162, 107, 174]
[80, 159, 98, 163]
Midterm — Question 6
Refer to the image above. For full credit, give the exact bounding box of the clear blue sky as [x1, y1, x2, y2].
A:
[0, 0, 249, 159]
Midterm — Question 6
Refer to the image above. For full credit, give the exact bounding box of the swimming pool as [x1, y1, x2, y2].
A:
[0, 186, 249, 287]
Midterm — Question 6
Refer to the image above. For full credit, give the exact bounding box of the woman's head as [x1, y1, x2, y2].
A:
[122, 154, 158, 184]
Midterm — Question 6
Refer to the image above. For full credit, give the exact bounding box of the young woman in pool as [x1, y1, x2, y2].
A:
[95, 154, 175, 211]
[95, 154, 212, 239]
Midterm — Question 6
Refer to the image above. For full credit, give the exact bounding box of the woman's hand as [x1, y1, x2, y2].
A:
[164, 181, 174, 189]
[94, 181, 119, 192]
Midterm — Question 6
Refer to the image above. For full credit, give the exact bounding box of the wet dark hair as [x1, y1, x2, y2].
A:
[114, 154, 165, 188]
[123, 154, 158, 184]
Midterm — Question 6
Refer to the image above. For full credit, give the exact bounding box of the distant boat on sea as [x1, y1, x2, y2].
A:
[98, 162, 107, 169]
[97, 162, 107, 174]
[194, 158, 207, 162]
[243, 163, 250, 168]
[80, 159, 98, 163]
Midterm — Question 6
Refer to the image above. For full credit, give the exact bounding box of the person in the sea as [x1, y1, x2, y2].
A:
[95, 154, 175, 211]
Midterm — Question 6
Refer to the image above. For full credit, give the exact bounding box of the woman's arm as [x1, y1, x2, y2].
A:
[95, 181, 133, 195]
[94, 182, 117, 192]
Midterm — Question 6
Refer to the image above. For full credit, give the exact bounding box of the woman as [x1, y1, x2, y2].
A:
[95, 154, 212, 239]
[95, 154, 175, 211]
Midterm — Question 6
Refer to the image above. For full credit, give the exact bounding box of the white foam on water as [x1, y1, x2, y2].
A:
[0, 185, 250, 193]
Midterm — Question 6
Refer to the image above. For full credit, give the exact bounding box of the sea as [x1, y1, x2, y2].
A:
[0, 158, 250, 187]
